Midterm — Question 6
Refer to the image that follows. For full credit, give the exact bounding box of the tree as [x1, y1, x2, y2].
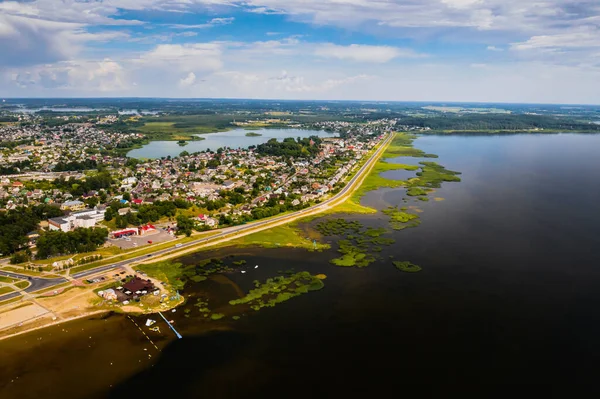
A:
[176, 215, 194, 237]
[10, 252, 30, 265]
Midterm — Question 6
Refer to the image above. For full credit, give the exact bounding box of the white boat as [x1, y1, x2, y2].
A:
[255, 265, 259, 269]
[241, 270, 246, 274]
[145, 319, 156, 327]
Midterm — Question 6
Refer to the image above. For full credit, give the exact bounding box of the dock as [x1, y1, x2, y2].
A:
[158, 311, 182, 339]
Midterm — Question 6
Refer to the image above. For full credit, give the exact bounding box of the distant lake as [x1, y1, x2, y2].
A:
[127, 128, 337, 159]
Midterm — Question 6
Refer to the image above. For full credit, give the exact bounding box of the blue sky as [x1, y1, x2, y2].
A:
[1, 0, 599, 103]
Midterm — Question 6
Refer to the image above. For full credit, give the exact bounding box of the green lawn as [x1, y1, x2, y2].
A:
[15, 281, 30, 289]
[217, 225, 330, 251]
[0, 286, 14, 295]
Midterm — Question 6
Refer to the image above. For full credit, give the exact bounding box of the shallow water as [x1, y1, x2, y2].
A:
[2, 133, 600, 397]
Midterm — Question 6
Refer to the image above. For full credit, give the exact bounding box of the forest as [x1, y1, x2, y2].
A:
[36, 228, 109, 259]
[255, 136, 323, 157]
[0, 204, 64, 255]
[398, 114, 600, 132]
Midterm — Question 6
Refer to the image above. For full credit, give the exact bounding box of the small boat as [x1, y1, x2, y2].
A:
[241, 270, 246, 274]
[255, 265, 259, 269]
[145, 319, 156, 327]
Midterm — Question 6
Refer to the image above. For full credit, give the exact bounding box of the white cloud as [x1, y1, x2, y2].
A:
[315, 43, 423, 63]
[441, 0, 482, 9]
[180, 72, 197, 86]
[136, 43, 223, 72]
[0, 13, 129, 67]
[6, 58, 129, 92]
[487, 46, 503, 51]
[512, 28, 600, 51]
[167, 17, 235, 29]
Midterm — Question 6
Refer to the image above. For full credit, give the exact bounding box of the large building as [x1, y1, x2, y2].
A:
[48, 208, 106, 232]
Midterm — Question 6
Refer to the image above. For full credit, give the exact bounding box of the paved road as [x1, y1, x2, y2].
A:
[1, 271, 68, 292]
[0, 271, 68, 302]
[0, 133, 393, 304]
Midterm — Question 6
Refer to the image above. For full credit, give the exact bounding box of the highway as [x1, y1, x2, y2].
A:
[0, 133, 393, 303]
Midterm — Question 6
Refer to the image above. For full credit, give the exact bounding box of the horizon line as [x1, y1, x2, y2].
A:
[1, 97, 599, 107]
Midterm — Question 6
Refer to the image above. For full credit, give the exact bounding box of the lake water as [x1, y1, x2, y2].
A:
[2, 133, 600, 397]
[126, 128, 337, 159]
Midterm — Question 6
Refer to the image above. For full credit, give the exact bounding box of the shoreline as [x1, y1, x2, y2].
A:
[0, 309, 109, 342]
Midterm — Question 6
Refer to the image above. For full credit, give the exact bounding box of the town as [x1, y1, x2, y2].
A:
[0, 114, 400, 269]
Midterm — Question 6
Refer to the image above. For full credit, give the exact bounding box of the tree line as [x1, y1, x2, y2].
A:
[36, 228, 108, 259]
[255, 136, 322, 157]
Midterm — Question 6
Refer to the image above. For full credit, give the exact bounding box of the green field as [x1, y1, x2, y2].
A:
[137, 121, 226, 140]
[133, 114, 237, 141]
[215, 225, 330, 251]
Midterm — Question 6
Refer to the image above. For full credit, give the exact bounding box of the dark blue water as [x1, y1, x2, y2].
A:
[113, 133, 600, 392]
[2, 134, 600, 397]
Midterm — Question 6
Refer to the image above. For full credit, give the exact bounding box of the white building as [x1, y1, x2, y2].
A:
[48, 208, 106, 232]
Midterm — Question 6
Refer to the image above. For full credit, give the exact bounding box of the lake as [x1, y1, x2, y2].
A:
[2, 133, 600, 397]
[126, 128, 337, 159]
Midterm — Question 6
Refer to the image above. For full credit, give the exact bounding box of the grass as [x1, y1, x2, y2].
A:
[137, 261, 186, 291]
[15, 281, 30, 289]
[210, 313, 225, 320]
[382, 207, 421, 231]
[0, 276, 20, 284]
[345, 133, 461, 208]
[32, 282, 72, 295]
[214, 224, 330, 251]
[137, 258, 236, 292]
[406, 187, 429, 196]
[136, 118, 230, 141]
[69, 230, 220, 274]
[229, 271, 325, 311]
[0, 296, 21, 306]
[315, 219, 395, 268]
[350, 161, 417, 202]
[0, 286, 14, 295]
[393, 261, 422, 273]
[1, 266, 61, 277]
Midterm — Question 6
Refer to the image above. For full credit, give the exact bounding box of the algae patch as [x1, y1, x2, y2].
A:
[393, 261, 422, 273]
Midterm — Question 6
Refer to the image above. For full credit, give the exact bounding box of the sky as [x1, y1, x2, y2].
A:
[0, 0, 599, 104]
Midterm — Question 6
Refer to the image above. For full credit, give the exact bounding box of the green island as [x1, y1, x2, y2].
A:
[316, 219, 395, 267]
[393, 261, 422, 273]
[381, 207, 421, 230]
[245, 132, 263, 137]
[229, 271, 326, 311]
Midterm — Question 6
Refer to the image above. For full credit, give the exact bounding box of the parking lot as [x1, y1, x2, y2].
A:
[108, 229, 176, 250]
